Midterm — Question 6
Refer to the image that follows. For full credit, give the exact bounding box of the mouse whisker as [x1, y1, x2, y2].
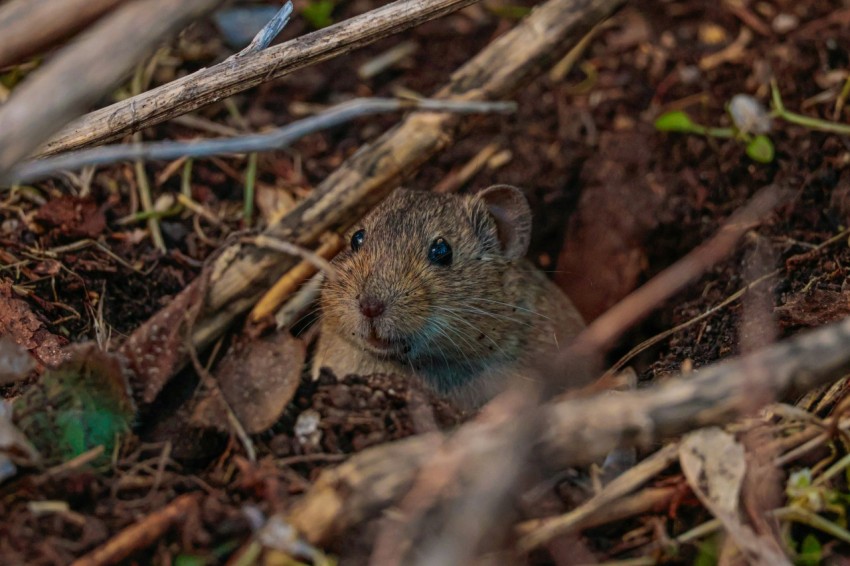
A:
[467, 297, 552, 321]
[289, 306, 324, 333]
[437, 304, 537, 329]
[425, 317, 480, 375]
[432, 306, 510, 361]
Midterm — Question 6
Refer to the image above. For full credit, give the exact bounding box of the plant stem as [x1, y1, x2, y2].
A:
[243, 153, 257, 227]
[771, 80, 850, 135]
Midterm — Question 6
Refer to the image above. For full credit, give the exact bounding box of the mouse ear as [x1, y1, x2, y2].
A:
[473, 185, 531, 260]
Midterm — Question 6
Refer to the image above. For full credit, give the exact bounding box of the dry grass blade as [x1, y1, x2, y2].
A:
[0, 0, 223, 175]
[0, 0, 126, 68]
[69, 493, 201, 566]
[517, 443, 680, 552]
[37, 0, 483, 156]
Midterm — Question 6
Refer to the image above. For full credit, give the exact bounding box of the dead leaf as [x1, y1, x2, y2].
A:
[680, 427, 746, 515]
[0, 336, 36, 385]
[0, 279, 68, 367]
[33, 195, 106, 240]
[192, 331, 306, 434]
[556, 131, 665, 321]
[775, 289, 850, 328]
[0, 401, 41, 482]
[119, 281, 202, 404]
[680, 428, 789, 566]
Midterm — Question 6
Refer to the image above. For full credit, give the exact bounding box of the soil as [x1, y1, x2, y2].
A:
[3, 0, 850, 563]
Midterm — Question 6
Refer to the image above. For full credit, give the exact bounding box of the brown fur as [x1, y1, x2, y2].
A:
[312, 186, 585, 408]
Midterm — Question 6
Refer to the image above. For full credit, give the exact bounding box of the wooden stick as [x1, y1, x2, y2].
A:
[516, 443, 681, 551]
[0, 0, 126, 68]
[70, 493, 201, 566]
[9, 98, 515, 184]
[36, 0, 482, 157]
[250, 234, 344, 322]
[0, 0, 223, 174]
[119, 0, 625, 404]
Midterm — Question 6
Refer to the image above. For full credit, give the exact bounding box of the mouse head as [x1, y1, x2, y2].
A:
[321, 185, 533, 375]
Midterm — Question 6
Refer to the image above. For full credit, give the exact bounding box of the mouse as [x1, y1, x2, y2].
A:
[311, 185, 585, 408]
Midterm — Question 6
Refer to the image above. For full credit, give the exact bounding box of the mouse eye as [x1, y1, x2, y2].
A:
[428, 237, 453, 267]
[351, 229, 365, 252]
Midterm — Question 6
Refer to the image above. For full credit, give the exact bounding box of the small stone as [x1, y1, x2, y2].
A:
[698, 23, 728, 45]
[772, 13, 799, 34]
[678, 65, 701, 85]
[294, 409, 322, 449]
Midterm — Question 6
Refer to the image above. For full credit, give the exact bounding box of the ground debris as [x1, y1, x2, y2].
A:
[4, 0, 850, 562]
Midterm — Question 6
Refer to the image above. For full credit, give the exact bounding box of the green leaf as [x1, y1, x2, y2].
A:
[487, 5, 532, 19]
[797, 534, 822, 566]
[13, 345, 136, 466]
[174, 555, 208, 566]
[302, 0, 335, 29]
[694, 534, 720, 566]
[654, 110, 698, 133]
[745, 134, 775, 163]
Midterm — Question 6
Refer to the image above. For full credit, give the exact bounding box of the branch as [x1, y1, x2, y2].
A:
[36, 0, 483, 157]
[365, 184, 789, 563]
[231, 1, 293, 57]
[0, 0, 126, 68]
[0, 0, 224, 174]
[287, 315, 850, 546]
[8, 98, 516, 184]
[560, 184, 789, 385]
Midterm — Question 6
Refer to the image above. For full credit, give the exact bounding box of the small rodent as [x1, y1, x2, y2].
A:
[312, 185, 585, 407]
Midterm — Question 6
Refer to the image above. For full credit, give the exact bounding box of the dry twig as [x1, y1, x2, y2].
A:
[37, 0, 483, 156]
[288, 313, 850, 547]
[8, 99, 516, 184]
[69, 493, 201, 566]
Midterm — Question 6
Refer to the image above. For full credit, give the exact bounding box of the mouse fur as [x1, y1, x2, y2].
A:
[312, 185, 585, 408]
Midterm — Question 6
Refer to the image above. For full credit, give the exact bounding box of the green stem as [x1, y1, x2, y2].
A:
[704, 127, 735, 138]
[243, 153, 258, 227]
[775, 506, 850, 544]
[181, 158, 193, 199]
[771, 80, 850, 135]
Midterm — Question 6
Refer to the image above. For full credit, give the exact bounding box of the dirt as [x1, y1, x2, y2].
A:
[2, 0, 850, 563]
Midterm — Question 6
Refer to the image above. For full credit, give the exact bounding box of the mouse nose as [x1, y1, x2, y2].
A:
[359, 296, 385, 319]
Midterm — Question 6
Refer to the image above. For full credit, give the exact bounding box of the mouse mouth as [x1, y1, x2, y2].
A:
[361, 327, 407, 357]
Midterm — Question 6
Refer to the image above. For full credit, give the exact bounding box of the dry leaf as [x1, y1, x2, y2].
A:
[680, 427, 789, 565]
[775, 289, 850, 329]
[0, 401, 41, 482]
[0, 280, 68, 367]
[0, 336, 36, 385]
[193, 331, 306, 434]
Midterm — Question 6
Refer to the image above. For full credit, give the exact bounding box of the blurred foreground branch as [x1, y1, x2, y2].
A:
[0, 0, 126, 68]
[0, 0, 223, 174]
[288, 314, 850, 546]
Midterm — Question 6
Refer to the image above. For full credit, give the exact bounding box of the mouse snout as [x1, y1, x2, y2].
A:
[358, 295, 386, 319]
